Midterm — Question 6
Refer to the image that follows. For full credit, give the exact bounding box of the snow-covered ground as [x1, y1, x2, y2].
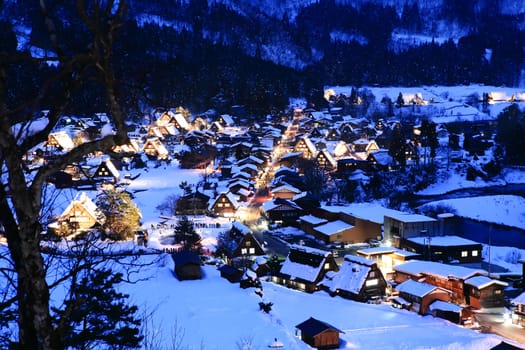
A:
[110, 162, 525, 350]
[121, 257, 503, 350]
[326, 84, 525, 124]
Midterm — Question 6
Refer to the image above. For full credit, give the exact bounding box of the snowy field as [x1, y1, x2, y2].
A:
[110, 163, 525, 350]
[120, 257, 503, 350]
[326, 84, 525, 124]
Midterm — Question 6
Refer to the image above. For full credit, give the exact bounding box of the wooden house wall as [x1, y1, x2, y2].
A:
[311, 331, 339, 349]
[361, 267, 387, 299]
[401, 240, 482, 264]
[272, 190, 297, 200]
[211, 195, 236, 216]
[468, 284, 506, 309]
[393, 271, 417, 285]
[299, 221, 322, 237]
[175, 264, 202, 280]
[311, 207, 339, 222]
[272, 275, 318, 293]
[422, 275, 465, 304]
[338, 215, 382, 243]
[420, 289, 451, 315]
[384, 216, 441, 241]
[63, 203, 97, 230]
[267, 207, 302, 225]
[312, 226, 354, 244]
[232, 233, 264, 257]
[176, 196, 209, 215]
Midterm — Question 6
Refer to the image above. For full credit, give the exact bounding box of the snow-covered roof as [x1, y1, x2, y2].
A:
[314, 220, 354, 236]
[321, 258, 371, 294]
[394, 260, 487, 280]
[61, 192, 105, 224]
[47, 130, 75, 151]
[512, 292, 525, 305]
[238, 155, 265, 165]
[272, 184, 302, 194]
[280, 245, 330, 283]
[390, 296, 411, 306]
[299, 215, 328, 226]
[408, 235, 481, 247]
[385, 212, 437, 223]
[172, 112, 190, 130]
[334, 203, 408, 225]
[219, 114, 235, 125]
[236, 188, 251, 197]
[395, 279, 438, 298]
[428, 300, 463, 313]
[357, 246, 421, 258]
[343, 254, 375, 267]
[261, 198, 301, 212]
[231, 221, 252, 235]
[464, 275, 507, 289]
[280, 151, 303, 160]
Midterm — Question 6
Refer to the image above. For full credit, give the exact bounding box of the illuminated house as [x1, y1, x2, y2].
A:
[209, 192, 239, 217]
[44, 130, 75, 152]
[271, 184, 302, 200]
[393, 260, 507, 309]
[321, 254, 387, 302]
[315, 149, 337, 171]
[142, 137, 169, 160]
[383, 212, 438, 242]
[91, 157, 120, 184]
[261, 198, 303, 225]
[293, 136, 317, 159]
[394, 279, 452, 315]
[400, 235, 482, 264]
[49, 192, 105, 236]
[273, 244, 338, 293]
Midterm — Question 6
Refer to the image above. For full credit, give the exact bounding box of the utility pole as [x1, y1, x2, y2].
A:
[488, 224, 492, 275]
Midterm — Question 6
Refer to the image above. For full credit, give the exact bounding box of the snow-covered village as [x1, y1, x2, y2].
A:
[2, 82, 525, 350]
[4, 1, 525, 350]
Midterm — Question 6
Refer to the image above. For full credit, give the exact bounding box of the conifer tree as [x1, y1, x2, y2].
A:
[97, 188, 142, 240]
[174, 216, 201, 251]
[52, 268, 143, 350]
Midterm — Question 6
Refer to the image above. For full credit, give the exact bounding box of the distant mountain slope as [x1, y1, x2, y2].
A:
[2, 0, 525, 113]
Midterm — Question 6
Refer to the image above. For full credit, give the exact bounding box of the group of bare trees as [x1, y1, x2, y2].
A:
[0, 1, 143, 349]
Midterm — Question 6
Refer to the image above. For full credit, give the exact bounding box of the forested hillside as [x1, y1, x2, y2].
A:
[2, 0, 525, 115]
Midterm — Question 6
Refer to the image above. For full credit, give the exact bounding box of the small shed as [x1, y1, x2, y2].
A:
[295, 317, 344, 349]
[218, 264, 243, 283]
[172, 250, 202, 281]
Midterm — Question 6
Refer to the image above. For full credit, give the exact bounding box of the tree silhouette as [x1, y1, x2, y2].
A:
[52, 269, 142, 350]
[0, 2, 130, 348]
[174, 216, 201, 251]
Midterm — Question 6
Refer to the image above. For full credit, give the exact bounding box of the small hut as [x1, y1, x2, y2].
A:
[172, 250, 202, 281]
[295, 317, 344, 349]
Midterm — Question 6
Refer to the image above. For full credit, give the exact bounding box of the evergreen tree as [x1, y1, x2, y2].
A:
[97, 189, 142, 240]
[52, 269, 142, 350]
[388, 123, 407, 167]
[396, 92, 404, 107]
[495, 104, 525, 165]
[174, 216, 201, 251]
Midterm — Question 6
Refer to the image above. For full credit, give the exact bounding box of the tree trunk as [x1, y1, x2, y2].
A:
[0, 151, 60, 349]
[4, 209, 60, 350]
